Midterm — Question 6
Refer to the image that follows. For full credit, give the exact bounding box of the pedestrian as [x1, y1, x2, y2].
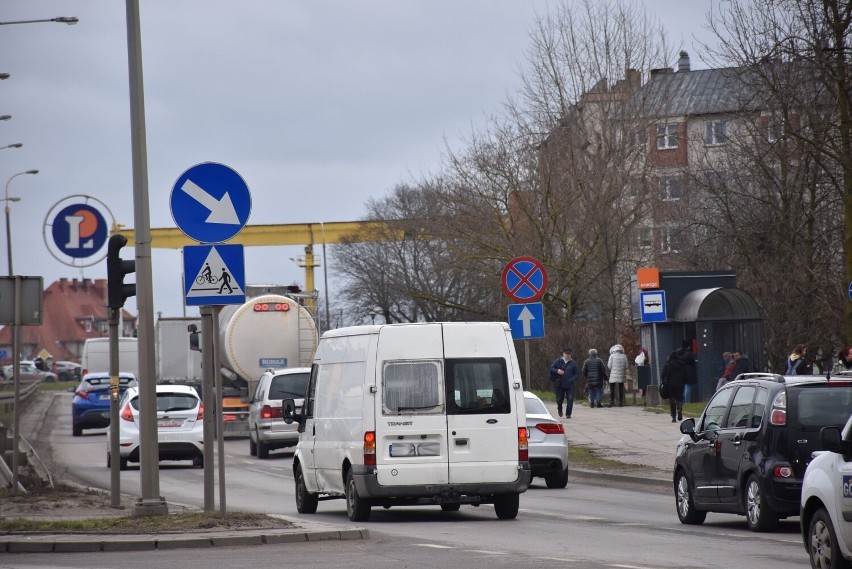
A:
[661, 346, 692, 422]
[581, 348, 608, 409]
[634, 347, 649, 367]
[634, 347, 650, 398]
[832, 347, 852, 374]
[607, 344, 630, 407]
[729, 350, 751, 380]
[677, 340, 697, 403]
[548, 348, 579, 418]
[785, 344, 808, 375]
[716, 351, 734, 391]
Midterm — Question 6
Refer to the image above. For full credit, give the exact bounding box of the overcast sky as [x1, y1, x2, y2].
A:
[1, 1, 721, 322]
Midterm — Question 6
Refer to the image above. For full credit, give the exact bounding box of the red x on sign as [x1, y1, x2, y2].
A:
[501, 256, 547, 303]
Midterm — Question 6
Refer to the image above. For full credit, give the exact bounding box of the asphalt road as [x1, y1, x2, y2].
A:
[11, 391, 812, 569]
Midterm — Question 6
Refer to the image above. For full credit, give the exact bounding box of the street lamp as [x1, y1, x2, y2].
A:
[0, 17, 78, 26]
[0, 115, 10, 121]
[1, 143, 22, 150]
[0, 74, 9, 80]
[4, 170, 38, 276]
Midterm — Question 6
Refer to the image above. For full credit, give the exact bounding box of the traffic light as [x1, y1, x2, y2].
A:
[107, 234, 136, 308]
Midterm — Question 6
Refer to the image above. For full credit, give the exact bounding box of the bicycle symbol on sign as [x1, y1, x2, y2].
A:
[195, 263, 218, 285]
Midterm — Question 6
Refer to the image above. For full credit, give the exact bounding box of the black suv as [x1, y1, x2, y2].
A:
[673, 372, 852, 532]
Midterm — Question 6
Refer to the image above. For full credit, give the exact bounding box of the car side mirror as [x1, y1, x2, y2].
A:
[281, 398, 296, 424]
[680, 417, 699, 442]
[821, 426, 843, 453]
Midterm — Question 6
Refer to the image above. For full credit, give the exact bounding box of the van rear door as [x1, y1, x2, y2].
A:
[443, 323, 520, 484]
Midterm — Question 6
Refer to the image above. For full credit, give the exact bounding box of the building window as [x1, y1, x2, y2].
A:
[639, 227, 652, 249]
[656, 123, 679, 149]
[704, 120, 727, 145]
[661, 227, 684, 253]
[659, 176, 683, 201]
[84, 320, 92, 333]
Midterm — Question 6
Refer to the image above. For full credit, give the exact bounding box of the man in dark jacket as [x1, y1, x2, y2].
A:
[662, 342, 695, 422]
[581, 348, 607, 409]
[729, 351, 751, 380]
[549, 348, 579, 418]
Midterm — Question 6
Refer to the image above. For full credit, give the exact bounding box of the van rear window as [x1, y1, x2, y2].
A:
[446, 358, 510, 415]
[794, 386, 852, 427]
[382, 361, 442, 415]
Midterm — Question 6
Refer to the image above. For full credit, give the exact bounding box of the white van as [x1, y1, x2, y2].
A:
[282, 322, 531, 521]
[81, 337, 139, 377]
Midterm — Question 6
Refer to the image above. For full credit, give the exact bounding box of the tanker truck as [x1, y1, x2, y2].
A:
[156, 293, 318, 438]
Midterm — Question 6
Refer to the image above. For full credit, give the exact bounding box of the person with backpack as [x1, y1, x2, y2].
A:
[581, 348, 608, 409]
[548, 348, 579, 418]
[662, 341, 695, 422]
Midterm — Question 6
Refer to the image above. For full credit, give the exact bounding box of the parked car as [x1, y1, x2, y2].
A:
[524, 391, 569, 488]
[71, 372, 138, 436]
[800, 412, 852, 569]
[107, 384, 204, 470]
[673, 372, 852, 532]
[248, 367, 310, 458]
[4, 360, 58, 383]
[53, 361, 82, 382]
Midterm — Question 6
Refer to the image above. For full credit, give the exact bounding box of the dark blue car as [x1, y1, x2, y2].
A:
[71, 372, 137, 436]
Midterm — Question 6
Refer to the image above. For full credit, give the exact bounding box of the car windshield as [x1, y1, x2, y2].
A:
[524, 397, 548, 415]
[794, 385, 852, 427]
[269, 373, 310, 399]
[130, 393, 197, 412]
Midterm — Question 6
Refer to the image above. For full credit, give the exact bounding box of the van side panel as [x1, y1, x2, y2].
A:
[443, 323, 523, 484]
[311, 333, 371, 494]
[82, 338, 139, 377]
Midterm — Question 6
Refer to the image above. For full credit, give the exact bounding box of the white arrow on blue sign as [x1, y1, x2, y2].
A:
[170, 162, 252, 244]
[508, 302, 545, 340]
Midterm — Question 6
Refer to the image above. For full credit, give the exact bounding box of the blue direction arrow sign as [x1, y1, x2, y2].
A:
[508, 302, 545, 340]
[640, 290, 667, 323]
[170, 162, 251, 243]
[183, 244, 246, 306]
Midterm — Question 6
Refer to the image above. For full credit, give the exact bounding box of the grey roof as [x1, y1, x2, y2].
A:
[626, 67, 763, 119]
[671, 287, 762, 322]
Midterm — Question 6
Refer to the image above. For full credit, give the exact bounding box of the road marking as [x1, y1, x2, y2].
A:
[414, 543, 453, 549]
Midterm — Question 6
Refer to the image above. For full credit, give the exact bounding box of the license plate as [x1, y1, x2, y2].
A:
[158, 420, 183, 428]
[99, 394, 110, 400]
[844, 475, 852, 498]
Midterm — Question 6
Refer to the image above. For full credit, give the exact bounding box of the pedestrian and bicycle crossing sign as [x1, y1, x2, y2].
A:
[183, 244, 246, 306]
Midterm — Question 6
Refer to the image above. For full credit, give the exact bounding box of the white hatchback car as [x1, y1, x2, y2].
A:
[107, 384, 204, 470]
[801, 412, 852, 569]
[248, 367, 310, 458]
[524, 391, 569, 488]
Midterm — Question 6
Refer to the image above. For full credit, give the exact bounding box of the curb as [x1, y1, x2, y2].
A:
[569, 466, 672, 492]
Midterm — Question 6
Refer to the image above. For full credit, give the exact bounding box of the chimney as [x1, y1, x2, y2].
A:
[677, 50, 690, 72]
[650, 67, 673, 78]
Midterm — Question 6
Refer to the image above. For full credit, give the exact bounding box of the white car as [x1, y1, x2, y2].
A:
[107, 384, 204, 470]
[248, 367, 310, 459]
[801, 412, 852, 569]
[524, 391, 569, 488]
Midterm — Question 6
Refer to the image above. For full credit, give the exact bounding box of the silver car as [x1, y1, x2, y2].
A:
[524, 391, 569, 488]
[248, 367, 310, 459]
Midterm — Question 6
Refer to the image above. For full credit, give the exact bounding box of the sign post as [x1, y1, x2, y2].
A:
[502, 257, 547, 387]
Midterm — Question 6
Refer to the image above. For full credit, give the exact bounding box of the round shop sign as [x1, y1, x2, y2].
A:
[43, 195, 115, 268]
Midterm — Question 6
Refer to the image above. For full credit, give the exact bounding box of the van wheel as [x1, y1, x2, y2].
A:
[294, 464, 318, 514]
[440, 503, 461, 512]
[345, 470, 371, 522]
[808, 507, 848, 569]
[675, 471, 706, 525]
[249, 435, 257, 457]
[545, 467, 569, 489]
[493, 493, 519, 520]
[745, 474, 778, 532]
[72, 424, 82, 437]
[256, 431, 269, 459]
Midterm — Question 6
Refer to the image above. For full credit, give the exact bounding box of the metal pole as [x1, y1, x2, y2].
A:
[199, 306, 215, 511]
[4, 201, 11, 276]
[125, 0, 166, 516]
[108, 308, 122, 508]
[10, 277, 21, 490]
[524, 340, 530, 390]
[652, 323, 661, 386]
[212, 306, 226, 514]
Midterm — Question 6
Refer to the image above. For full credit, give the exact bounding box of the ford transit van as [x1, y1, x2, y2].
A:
[283, 322, 531, 521]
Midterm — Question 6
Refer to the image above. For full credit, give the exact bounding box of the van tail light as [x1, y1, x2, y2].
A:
[261, 405, 283, 419]
[120, 405, 134, 423]
[773, 464, 793, 478]
[364, 431, 376, 466]
[196, 402, 204, 421]
[769, 392, 787, 426]
[536, 423, 565, 435]
[518, 427, 529, 461]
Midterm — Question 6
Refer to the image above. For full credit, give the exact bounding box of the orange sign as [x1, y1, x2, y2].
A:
[637, 267, 660, 290]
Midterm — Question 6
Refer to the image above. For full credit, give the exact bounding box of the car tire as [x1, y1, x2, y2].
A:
[192, 454, 204, 468]
[493, 493, 519, 519]
[106, 452, 111, 468]
[119, 456, 128, 471]
[249, 434, 257, 457]
[72, 423, 82, 437]
[256, 431, 269, 459]
[345, 470, 371, 522]
[58, 372, 70, 382]
[545, 467, 569, 489]
[808, 507, 850, 569]
[675, 471, 707, 525]
[294, 464, 318, 514]
[745, 474, 778, 532]
[440, 503, 461, 512]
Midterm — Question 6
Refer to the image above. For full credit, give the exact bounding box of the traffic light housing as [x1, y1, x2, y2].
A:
[107, 234, 136, 308]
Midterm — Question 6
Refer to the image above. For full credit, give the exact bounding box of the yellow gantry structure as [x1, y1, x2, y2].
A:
[116, 221, 387, 313]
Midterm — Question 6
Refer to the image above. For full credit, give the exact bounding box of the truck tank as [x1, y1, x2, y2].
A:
[217, 294, 318, 436]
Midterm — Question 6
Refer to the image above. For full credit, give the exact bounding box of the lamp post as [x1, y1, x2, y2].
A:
[5, 170, 37, 276]
[0, 143, 22, 151]
[0, 116, 10, 121]
[0, 74, 9, 80]
[0, 17, 78, 26]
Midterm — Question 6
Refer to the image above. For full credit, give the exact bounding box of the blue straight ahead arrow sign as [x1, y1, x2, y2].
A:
[508, 302, 545, 340]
